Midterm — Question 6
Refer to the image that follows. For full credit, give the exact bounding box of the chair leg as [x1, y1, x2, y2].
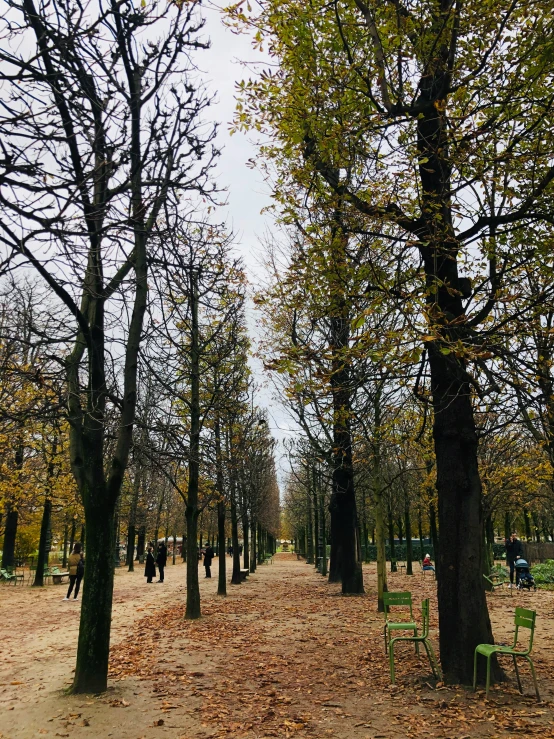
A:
[473, 650, 478, 692]
[485, 655, 492, 698]
[384, 624, 388, 655]
[424, 639, 442, 681]
[413, 627, 419, 655]
[512, 654, 522, 694]
[525, 656, 541, 702]
[389, 639, 396, 684]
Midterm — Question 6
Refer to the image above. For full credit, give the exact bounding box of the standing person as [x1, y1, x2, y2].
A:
[203, 543, 214, 578]
[64, 542, 84, 601]
[505, 532, 523, 588]
[144, 545, 156, 584]
[156, 542, 167, 583]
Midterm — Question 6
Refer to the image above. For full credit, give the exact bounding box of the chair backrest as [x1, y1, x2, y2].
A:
[383, 591, 413, 619]
[420, 598, 430, 638]
[514, 607, 536, 653]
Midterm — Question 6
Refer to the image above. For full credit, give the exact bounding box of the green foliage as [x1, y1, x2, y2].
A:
[531, 559, 554, 585]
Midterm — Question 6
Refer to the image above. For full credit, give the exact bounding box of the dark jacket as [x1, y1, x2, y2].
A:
[203, 546, 214, 567]
[156, 544, 167, 567]
[144, 551, 156, 578]
[505, 537, 523, 562]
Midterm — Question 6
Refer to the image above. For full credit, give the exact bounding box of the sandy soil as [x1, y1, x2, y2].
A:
[0, 554, 553, 739]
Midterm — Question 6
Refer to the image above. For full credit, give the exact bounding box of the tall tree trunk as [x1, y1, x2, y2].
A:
[1, 505, 18, 569]
[185, 269, 201, 620]
[72, 500, 116, 693]
[372, 387, 388, 611]
[388, 506, 397, 572]
[306, 491, 314, 564]
[330, 314, 363, 594]
[242, 508, 250, 571]
[429, 502, 439, 562]
[127, 466, 141, 572]
[215, 418, 226, 597]
[33, 497, 52, 587]
[136, 526, 145, 560]
[312, 469, 319, 570]
[230, 489, 241, 584]
[328, 492, 341, 582]
[250, 517, 257, 573]
[418, 511, 425, 563]
[62, 522, 69, 568]
[405, 499, 413, 576]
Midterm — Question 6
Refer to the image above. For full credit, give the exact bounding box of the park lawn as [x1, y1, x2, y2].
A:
[0, 553, 553, 739]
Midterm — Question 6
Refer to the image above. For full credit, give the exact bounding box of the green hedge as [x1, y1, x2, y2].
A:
[360, 542, 507, 562]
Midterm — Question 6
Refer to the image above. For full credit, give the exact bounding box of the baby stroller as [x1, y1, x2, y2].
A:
[515, 557, 536, 591]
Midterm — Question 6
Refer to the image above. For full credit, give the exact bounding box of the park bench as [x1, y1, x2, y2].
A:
[0, 567, 24, 585]
[50, 567, 69, 584]
[239, 569, 249, 581]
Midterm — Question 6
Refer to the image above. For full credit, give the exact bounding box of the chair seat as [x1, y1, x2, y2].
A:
[475, 643, 527, 657]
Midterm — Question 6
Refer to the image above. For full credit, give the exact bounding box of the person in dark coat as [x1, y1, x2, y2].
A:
[156, 542, 167, 583]
[203, 543, 214, 578]
[505, 532, 524, 587]
[144, 546, 156, 584]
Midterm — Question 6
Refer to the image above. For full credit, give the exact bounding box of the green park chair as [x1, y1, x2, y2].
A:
[473, 607, 540, 700]
[483, 573, 510, 594]
[389, 599, 442, 684]
[0, 567, 24, 585]
[383, 591, 418, 655]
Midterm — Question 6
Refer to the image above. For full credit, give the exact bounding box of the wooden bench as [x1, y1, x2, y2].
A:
[239, 569, 249, 581]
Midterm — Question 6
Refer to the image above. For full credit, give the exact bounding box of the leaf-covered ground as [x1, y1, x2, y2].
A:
[1, 553, 553, 738]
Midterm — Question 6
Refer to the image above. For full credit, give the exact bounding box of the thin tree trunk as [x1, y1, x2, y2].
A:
[388, 506, 397, 572]
[405, 500, 413, 576]
[127, 466, 141, 572]
[185, 269, 201, 620]
[215, 419, 226, 596]
[1, 505, 18, 569]
[250, 517, 257, 573]
[33, 497, 52, 587]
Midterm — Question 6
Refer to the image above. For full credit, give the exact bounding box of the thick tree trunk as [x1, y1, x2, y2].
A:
[72, 502, 116, 693]
[1, 505, 18, 569]
[185, 504, 200, 619]
[230, 491, 241, 584]
[33, 497, 52, 587]
[330, 315, 363, 594]
[306, 493, 314, 564]
[429, 346, 495, 683]
[418, 511, 425, 563]
[136, 526, 145, 560]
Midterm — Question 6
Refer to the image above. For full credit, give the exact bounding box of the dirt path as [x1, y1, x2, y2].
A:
[1, 554, 553, 739]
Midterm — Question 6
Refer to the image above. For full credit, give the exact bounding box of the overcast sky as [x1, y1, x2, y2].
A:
[200, 4, 297, 480]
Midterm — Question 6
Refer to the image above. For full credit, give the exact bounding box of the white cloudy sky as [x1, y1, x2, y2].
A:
[200, 4, 297, 477]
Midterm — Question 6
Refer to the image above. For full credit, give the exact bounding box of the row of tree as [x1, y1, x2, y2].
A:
[229, 0, 554, 683]
[0, 0, 279, 696]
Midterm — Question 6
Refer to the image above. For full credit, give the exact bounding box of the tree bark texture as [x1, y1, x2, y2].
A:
[33, 497, 52, 587]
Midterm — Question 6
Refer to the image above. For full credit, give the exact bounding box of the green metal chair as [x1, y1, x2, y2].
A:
[383, 591, 418, 655]
[389, 599, 442, 684]
[473, 607, 540, 700]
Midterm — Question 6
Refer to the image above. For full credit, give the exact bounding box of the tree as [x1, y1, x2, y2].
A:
[227, 0, 554, 682]
[0, 0, 216, 692]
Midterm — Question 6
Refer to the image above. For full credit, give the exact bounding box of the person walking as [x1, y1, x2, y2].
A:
[203, 543, 214, 578]
[156, 542, 167, 583]
[505, 532, 523, 588]
[144, 545, 156, 584]
[64, 542, 84, 601]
